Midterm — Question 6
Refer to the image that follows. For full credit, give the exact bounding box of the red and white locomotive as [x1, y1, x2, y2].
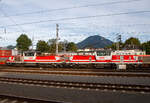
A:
[6, 50, 150, 69]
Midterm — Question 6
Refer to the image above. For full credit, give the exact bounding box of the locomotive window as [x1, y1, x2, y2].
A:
[24, 52, 35, 56]
[96, 51, 110, 56]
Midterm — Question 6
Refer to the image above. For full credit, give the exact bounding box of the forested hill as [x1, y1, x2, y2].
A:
[77, 35, 113, 49]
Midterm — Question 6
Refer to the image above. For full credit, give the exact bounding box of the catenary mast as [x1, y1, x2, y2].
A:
[56, 24, 59, 54]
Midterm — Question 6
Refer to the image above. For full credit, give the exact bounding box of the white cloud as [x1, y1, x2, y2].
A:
[0, 0, 150, 46]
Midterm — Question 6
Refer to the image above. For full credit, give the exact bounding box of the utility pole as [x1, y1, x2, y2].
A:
[118, 34, 122, 50]
[32, 34, 34, 50]
[0, 28, 5, 40]
[116, 34, 121, 50]
[0, 29, 2, 40]
[56, 24, 59, 54]
[4, 28, 6, 41]
[0, 0, 2, 42]
[4, 28, 6, 34]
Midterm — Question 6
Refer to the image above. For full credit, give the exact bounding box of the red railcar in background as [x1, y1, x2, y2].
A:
[0, 49, 12, 64]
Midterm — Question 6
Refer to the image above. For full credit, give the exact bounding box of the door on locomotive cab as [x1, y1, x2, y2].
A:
[95, 50, 111, 61]
[23, 51, 36, 60]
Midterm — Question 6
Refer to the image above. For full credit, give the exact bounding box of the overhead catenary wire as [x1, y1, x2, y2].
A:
[0, 0, 149, 45]
[1, 23, 150, 34]
[1, 0, 142, 17]
[0, 8, 26, 32]
[0, 10, 150, 28]
[0, 0, 146, 31]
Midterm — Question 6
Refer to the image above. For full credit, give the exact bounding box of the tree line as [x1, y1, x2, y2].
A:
[107, 37, 150, 54]
[6, 34, 150, 54]
[15, 34, 77, 53]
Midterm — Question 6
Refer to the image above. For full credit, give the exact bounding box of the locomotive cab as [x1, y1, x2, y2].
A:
[95, 50, 112, 62]
[23, 51, 36, 62]
[111, 50, 146, 64]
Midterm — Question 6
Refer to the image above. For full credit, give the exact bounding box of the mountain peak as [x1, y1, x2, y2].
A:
[77, 35, 113, 49]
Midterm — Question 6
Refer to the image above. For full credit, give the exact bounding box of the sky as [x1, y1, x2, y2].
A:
[0, 0, 150, 47]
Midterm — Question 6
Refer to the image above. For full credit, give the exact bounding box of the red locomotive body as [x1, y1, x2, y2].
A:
[6, 49, 150, 69]
[7, 51, 63, 64]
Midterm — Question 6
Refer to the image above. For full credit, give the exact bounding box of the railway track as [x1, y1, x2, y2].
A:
[1, 69, 150, 77]
[1, 65, 150, 73]
[0, 95, 58, 103]
[0, 77, 150, 94]
[0, 66, 117, 72]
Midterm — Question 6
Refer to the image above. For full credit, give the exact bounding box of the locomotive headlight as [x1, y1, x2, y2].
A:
[9, 57, 12, 60]
[9, 57, 14, 61]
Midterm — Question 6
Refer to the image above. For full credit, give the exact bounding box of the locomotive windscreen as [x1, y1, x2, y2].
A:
[96, 50, 111, 56]
[24, 52, 35, 56]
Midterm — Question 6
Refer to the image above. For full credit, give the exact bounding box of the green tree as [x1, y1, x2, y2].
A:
[106, 43, 117, 50]
[123, 37, 141, 49]
[48, 39, 56, 53]
[106, 42, 123, 50]
[16, 34, 32, 51]
[48, 39, 64, 53]
[59, 41, 65, 52]
[142, 41, 150, 54]
[66, 42, 77, 52]
[47, 39, 77, 53]
[36, 40, 49, 52]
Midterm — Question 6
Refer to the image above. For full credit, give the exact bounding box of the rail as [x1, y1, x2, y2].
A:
[0, 95, 56, 103]
[1, 68, 150, 77]
[0, 77, 149, 94]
